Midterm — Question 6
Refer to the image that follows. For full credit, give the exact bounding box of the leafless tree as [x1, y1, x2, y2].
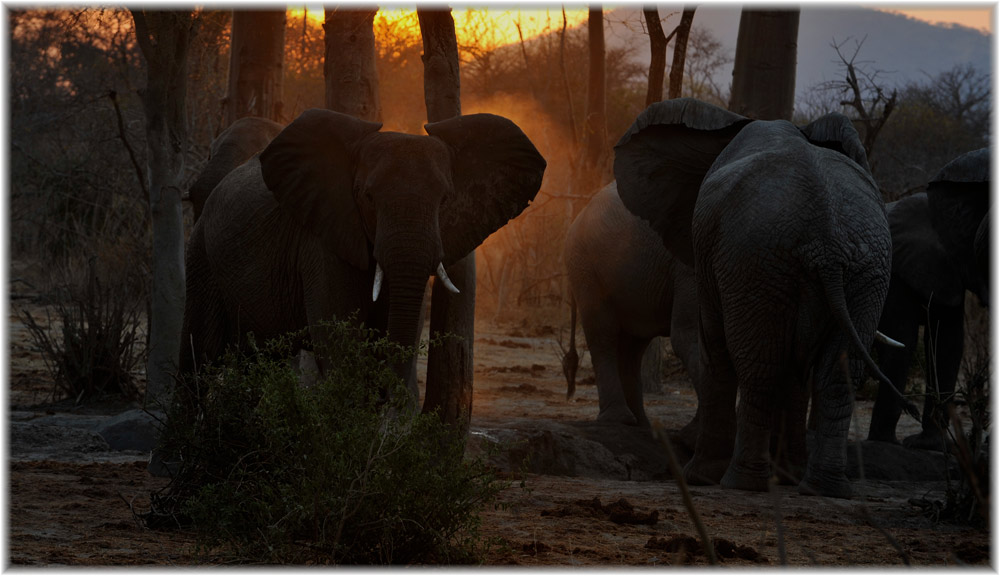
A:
[417, 8, 475, 437]
[581, 6, 607, 172]
[130, 9, 197, 409]
[729, 9, 799, 120]
[830, 37, 897, 161]
[225, 10, 286, 124]
[324, 7, 382, 121]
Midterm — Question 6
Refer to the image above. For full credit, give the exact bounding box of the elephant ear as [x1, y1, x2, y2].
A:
[613, 98, 751, 267]
[888, 193, 965, 307]
[259, 109, 383, 270]
[425, 113, 547, 265]
[926, 147, 991, 296]
[797, 112, 871, 172]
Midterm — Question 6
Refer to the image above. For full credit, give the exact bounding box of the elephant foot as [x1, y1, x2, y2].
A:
[721, 464, 769, 492]
[597, 405, 638, 426]
[798, 474, 853, 499]
[683, 456, 729, 486]
[902, 428, 952, 452]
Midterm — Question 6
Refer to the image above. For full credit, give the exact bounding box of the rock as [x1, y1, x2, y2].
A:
[95, 409, 165, 452]
[846, 440, 959, 481]
[468, 419, 673, 480]
[9, 422, 110, 460]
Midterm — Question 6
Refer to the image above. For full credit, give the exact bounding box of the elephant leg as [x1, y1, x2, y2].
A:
[721, 355, 787, 493]
[772, 380, 809, 485]
[868, 280, 921, 443]
[683, 305, 736, 485]
[577, 301, 636, 425]
[799, 336, 856, 499]
[904, 301, 965, 451]
[618, 335, 652, 428]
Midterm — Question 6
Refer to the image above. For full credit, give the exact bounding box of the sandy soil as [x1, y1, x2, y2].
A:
[6, 297, 991, 566]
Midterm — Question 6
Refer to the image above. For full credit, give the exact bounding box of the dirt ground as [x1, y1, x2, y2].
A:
[6, 293, 991, 566]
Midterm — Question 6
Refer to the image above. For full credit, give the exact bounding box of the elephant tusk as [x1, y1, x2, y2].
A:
[874, 330, 905, 349]
[436, 262, 460, 294]
[372, 263, 384, 302]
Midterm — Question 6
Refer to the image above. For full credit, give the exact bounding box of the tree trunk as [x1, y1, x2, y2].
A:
[581, 6, 606, 171]
[728, 9, 799, 121]
[130, 10, 194, 410]
[416, 8, 475, 439]
[323, 7, 381, 121]
[226, 10, 286, 124]
[643, 7, 668, 107]
[667, 8, 696, 99]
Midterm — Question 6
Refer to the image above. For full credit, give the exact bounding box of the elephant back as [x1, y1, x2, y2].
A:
[926, 147, 991, 300]
[200, 156, 311, 335]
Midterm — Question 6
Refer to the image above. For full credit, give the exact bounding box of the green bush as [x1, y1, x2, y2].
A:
[150, 322, 506, 564]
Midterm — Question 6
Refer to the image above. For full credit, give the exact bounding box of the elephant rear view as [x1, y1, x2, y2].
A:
[183, 109, 546, 404]
[188, 116, 284, 222]
[564, 180, 700, 429]
[615, 98, 898, 498]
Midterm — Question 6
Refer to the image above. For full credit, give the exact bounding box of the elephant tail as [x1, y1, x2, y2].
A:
[562, 296, 580, 400]
[822, 270, 921, 420]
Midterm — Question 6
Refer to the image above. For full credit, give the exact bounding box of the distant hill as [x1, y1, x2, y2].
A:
[601, 5, 991, 100]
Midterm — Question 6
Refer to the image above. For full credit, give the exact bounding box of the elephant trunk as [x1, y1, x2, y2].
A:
[381, 245, 437, 405]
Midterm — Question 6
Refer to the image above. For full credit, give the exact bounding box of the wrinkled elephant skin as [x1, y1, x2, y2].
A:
[615, 98, 893, 498]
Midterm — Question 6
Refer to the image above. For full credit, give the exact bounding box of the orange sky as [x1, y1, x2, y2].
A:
[294, 5, 993, 46]
[874, 6, 993, 33]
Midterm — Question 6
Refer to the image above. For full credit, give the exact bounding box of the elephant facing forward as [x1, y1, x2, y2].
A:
[868, 148, 990, 450]
[182, 109, 546, 404]
[564, 181, 700, 429]
[615, 98, 903, 498]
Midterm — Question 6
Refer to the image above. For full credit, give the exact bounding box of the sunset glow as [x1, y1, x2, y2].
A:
[872, 6, 993, 33]
[290, 6, 591, 48]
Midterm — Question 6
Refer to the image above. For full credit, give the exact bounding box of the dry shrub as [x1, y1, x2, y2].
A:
[20, 241, 148, 404]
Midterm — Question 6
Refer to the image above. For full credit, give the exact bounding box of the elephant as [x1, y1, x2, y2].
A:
[181, 108, 546, 405]
[868, 148, 990, 450]
[188, 116, 284, 221]
[614, 98, 905, 498]
[563, 180, 700, 429]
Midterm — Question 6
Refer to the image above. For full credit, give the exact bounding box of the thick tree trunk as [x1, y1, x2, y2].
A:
[323, 7, 381, 121]
[667, 8, 696, 99]
[581, 6, 607, 171]
[417, 8, 475, 438]
[417, 9, 461, 121]
[643, 7, 668, 107]
[728, 9, 799, 121]
[226, 10, 286, 124]
[130, 10, 193, 410]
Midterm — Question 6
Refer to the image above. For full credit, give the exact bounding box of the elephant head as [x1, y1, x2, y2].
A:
[256, 109, 546, 381]
[925, 147, 991, 306]
[613, 98, 869, 267]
